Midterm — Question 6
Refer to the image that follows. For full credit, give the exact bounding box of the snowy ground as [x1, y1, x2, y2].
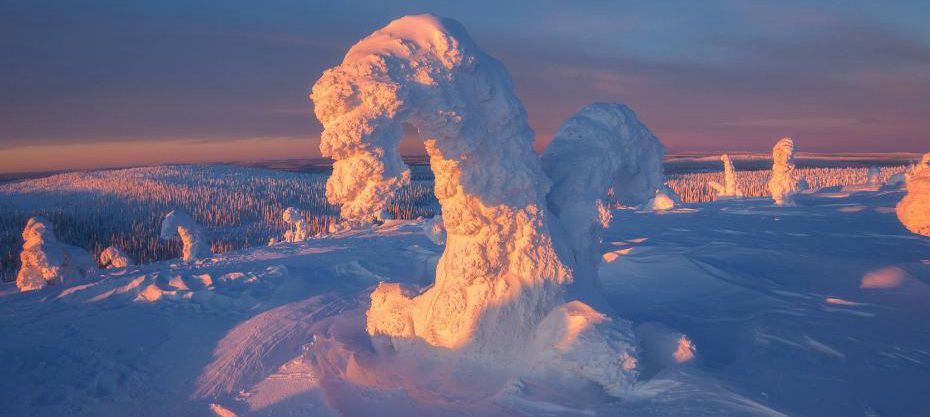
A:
[1, 185, 928, 417]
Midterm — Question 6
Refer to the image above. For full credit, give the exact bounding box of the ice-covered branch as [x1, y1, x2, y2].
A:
[160, 210, 210, 262]
[16, 217, 95, 292]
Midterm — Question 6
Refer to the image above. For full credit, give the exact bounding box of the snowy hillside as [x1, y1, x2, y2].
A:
[1, 185, 928, 416]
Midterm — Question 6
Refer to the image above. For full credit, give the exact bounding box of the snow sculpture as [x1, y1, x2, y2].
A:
[709, 154, 742, 198]
[768, 137, 802, 205]
[98, 245, 134, 269]
[312, 15, 636, 395]
[282, 207, 310, 242]
[896, 153, 930, 237]
[421, 215, 445, 245]
[866, 166, 882, 185]
[16, 217, 95, 292]
[159, 210, 210, 262]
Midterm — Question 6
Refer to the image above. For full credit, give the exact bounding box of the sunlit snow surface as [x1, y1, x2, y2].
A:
[1, 187, 929, 416]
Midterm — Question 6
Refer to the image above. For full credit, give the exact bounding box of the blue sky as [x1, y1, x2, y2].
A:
[1, 0, 928, 172]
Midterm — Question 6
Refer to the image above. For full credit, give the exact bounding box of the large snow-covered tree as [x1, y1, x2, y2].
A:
[768, 137, 802, 206]
[16, 217, 95, 292]
[897, 153, 930, 237]
[160, 210, 210, 262]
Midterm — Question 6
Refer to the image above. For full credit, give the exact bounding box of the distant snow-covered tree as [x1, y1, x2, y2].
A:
[709, 154, 742, 198]
[282, 207, 310, 242]
[160, 210, 210, 262]
[98, 245, 134, 269]
[768, 138, 803, 206]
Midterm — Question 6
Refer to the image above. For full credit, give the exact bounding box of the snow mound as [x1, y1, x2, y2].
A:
[896, 153, 930, 237]
[16, 217, 96, 292]
[768, 138, 803, 206]
[99, 245, 135, 269]
[311, 14, 636, 399]
[160, 210, 211, 262]
[645, 188, 678, 211]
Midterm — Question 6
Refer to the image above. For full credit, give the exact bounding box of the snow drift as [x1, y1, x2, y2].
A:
[160, 210, 211, 262]
[896, 153, 930, 237]
[310, 14, 636, 396]
[709, 154, 742, 198]
[16, 217, 95, 292]
[768, 138, 802, 205]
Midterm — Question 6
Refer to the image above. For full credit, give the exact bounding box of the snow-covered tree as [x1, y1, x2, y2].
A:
[421, 215, 445, 245]
[160, 210, 210, 262]
[896, 153, 930, 237]
[709, 154, 742, 198]
[98, 245, 134, 269]
[16, 217, 95, 292]
[768, 137, 803, 205]
[282, 207, 310, 242]
[866, 166, 882, 185]
[311, 14, 636, 394]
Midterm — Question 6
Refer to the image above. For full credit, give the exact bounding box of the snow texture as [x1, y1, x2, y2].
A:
[310, 14, 637, 397]
[16, 217, 95, 292]
[98, 245, 134, 269]
[282, 207, 311, 242]
[768, 138, 802, 206]
[896, 153, 930, 237]
[709, 154, 742, 198]
[160, 210, 211, 262]
[421, 215, 446, 245]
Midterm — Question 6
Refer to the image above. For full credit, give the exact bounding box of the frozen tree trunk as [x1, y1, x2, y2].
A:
[768, 137, 801, 205]
[16, 217, 95, 292]
[896, 153, 930, 237]
[311, 15, 638, 395]
[160, 210, 210, 262]
[99, 245, 134, 269]
[542, 103, 666, 308]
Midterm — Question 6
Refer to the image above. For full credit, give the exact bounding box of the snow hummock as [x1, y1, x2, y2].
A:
[311, 14, 636, 398]
[709, 154, 742, 198]
[16, 217, 96, 292]
[768, 137, 803, 206]
[99, 245, 135, 269]
[160, 210, 211, 262]
[282, 207, 311, 242]
[896, 153, 930, 237]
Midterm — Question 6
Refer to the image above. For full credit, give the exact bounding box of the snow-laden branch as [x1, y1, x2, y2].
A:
[897, 153, 930, 237]
[160, 210, 210, 262]
[16, 217, 95, 292]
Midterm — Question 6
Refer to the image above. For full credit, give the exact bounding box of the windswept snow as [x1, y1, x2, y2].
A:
[16, 217, 95, 292]
[896, 153, 930, 237]
[160, 210, 211, 262]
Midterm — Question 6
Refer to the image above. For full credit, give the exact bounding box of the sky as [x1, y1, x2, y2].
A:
[1, 0, 928, 173]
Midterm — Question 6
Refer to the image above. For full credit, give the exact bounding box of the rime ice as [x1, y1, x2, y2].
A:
[16, 217, 95, 292]
[709, 154, 742, 198]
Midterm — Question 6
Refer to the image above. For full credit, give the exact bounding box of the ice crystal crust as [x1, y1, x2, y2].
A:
[896, 153, 930, 237]
[160, 210, 211, 262]
[16, 217, 95, 292]
[768, 138, 801, 206]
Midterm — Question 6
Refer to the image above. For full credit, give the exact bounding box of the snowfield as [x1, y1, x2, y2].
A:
[1, 184, 928, 417]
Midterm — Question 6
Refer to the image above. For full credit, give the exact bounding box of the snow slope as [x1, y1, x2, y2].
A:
[1, 185, 928, 416]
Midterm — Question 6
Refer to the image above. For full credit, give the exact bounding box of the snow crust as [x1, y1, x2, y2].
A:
[16, 217, 96, 292]
[99, 245, 135, 269]
[160, 210, 211, 262]
[311, 14, 636, 397]
[896, 153, 930, 236]
[768, 138, 802, 206]
[709, 154, 742, 198]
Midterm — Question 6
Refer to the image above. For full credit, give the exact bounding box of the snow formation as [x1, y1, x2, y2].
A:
[282, 207, 311, 242]
[646, 188, 678, 211]
[866, 166, 882, 185]
[896, 153, 930, 237]
[99, 245, 135, 269]
[160, 210, 211, 262]
[709, 154, 742, 198]
[421, 215, 445, 245]
[311, 14, 636, 395]
[16, 217, 95, 292]
[768, 137, 802, 205]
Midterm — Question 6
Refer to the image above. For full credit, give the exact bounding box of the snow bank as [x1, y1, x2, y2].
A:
[159, 210, 211, 262]
[282, 207, 311, 242]
[709, 154, 742, 198]
[311, 14, 636, 396]
[98, 245, 134, 269]
[16, 217, 95, 292]
[896, 153, 930, 237]
[768, 138, 802, 205]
